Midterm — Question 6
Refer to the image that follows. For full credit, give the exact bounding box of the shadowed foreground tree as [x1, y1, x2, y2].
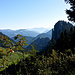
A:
[65, 0, 75, 22]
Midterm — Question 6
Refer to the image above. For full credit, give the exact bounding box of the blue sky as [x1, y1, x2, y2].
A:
[0, 0, 70, 30]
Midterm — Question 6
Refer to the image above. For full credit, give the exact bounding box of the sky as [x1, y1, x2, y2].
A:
[0, 0, 70, 30]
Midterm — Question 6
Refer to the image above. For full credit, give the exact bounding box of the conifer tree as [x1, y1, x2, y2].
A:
[55, 31, 65, 52]
[69, 27, 74, 48]
[64, 29, 69, 49]
[70, 27, 75, 53]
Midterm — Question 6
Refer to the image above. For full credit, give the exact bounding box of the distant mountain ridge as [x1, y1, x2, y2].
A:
[0, 28, 52, 49]
[34, 29, 52, 40]
[11, 29, 52, 48]
[27, 27, 50, 33]
[0, 29, 40, 38]
[0, 20, 73, 53]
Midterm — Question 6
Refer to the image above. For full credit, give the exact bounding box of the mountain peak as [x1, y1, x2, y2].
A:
[55, 20, 72, 27]
[52, 20, 73, 41]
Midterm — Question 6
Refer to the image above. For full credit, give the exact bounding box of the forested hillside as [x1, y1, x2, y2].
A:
[0, 21, 75, 75]
[0, 32, 15, 48]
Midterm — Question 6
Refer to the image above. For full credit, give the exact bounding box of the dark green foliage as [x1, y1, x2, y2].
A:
[50, 37, 55, 49]
[46, 37, 55, 55]
[64, 29, 69, 49]
[0, 50, 75, 75]
[52, 26, 75, 53]
[70, 27, 75, 53]
[65, 0, 75, 22]
[0, 27, 75, 75]
[0, 32, 15, 48]
[55, 31, 65, 52]
[55, 29, 69, 51]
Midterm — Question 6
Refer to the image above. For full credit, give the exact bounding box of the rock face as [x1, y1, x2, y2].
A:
[52, 20, 73, 41]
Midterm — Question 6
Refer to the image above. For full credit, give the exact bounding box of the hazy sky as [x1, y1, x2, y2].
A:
[0, 0, 70, 30]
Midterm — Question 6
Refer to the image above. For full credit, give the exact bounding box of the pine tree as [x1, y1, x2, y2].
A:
[50, 37, 55, 49]
[55, 31, 65, 52]
[64, 29, 69, 49]
[70, 27, 75, 53]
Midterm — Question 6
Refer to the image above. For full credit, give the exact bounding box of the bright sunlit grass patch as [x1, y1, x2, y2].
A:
[0, 47, 29, 71]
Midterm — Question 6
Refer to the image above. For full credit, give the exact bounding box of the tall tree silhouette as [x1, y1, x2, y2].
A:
[55, 31, 65, 52]
[69, 27, 74, 48]
[70, 27, 75, 53]
[64, 29, 69, 49]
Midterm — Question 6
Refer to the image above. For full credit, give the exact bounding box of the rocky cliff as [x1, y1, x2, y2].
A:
[52, 20, 73, 41]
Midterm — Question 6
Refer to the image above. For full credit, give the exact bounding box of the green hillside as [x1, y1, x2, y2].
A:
[0, 47, 28, 71]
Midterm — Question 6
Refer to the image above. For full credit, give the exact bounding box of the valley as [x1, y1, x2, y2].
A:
[0, 20, 75, 75]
